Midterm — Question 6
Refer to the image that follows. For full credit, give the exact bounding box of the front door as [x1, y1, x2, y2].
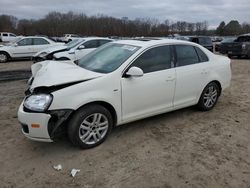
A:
[12, 38, 34, 58]
[121, 45, 176, 122]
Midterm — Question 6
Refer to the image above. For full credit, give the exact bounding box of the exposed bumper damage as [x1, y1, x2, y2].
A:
[18, 103, 73, 142]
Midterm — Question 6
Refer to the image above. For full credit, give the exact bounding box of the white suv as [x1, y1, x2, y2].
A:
[0, 32, 17, 42]
[18, 39, 231, 149]
[0, 36, 63, 63]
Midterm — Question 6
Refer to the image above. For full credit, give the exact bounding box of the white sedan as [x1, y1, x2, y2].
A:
[53, 37, 113, 61]
[0, 36, 63, 63]
[18, 39, 231, 149]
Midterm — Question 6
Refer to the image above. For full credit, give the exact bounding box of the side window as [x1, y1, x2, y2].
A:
[3, 33, 8, 37]
[237, 37, 247, 42]
[17, 38, 33, 46]
[195, 47, 209, 62]
[10, 34, 16, 37]
[83, 40, 99, 49]
[98, 40, 112, 47]
[131, 45, 172, 74]
[33, 38, 49, 45]
[199, 37, 212, 45]
[175, 45, 199, 67]
[191, 38, 199, 44]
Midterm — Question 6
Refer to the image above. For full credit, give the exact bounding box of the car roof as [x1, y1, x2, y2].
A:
[113, 38, 198, 48]
[239, 33, 250, 37]
[82, 37, 113, 41]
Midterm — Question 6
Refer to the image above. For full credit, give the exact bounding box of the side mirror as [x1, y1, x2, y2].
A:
[126, 67, 143, 77]
[78, 45, 85, 50]
[68, 49, 75, 54]
[14, 43, 18, 47]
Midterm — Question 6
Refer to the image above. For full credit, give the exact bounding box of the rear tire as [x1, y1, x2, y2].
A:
[67, 104, 113, 149]
[197, 82, 220, 111]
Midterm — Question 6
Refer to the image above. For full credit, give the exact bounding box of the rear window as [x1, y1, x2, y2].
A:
[236, 36, 250, 42]
[195, 47, 209, 62]
[175, 45, 199, 67]
[199, 37, 212, 45]
[33, 38, 49, 45]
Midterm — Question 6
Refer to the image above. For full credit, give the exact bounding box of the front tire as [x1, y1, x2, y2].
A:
[197, 82, 220, 111]
[68, 104, 113, 149]
[0, 52, 8, 63]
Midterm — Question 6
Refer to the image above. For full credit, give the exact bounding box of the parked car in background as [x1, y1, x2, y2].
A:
[215, 37, 236, 53]
[188, 36, 213, 52]
[221, 34, 250, 58]
[61, 34, 81, 43]
[0, 32, 18, 42]
[211, 36, 223, 43]
[18, 39, 231, 148]
[0, 36, 63, 63]
[53, 37, 113, 61]
[32, 39, 82, 62]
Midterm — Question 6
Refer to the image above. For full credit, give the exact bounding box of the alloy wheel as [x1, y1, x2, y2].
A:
[203, 85, 218, 108]
[79, 113, 109, 145]
[0, 54, 7, 63]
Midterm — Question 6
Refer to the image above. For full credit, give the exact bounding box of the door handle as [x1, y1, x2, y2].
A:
[201, 69, 208, 74]
[166, 76, 175, 81]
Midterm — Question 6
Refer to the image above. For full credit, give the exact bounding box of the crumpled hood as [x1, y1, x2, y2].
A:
[43, 45, 67, 54]
[34, 45, 67, 57]
[30, 61, 103, 90]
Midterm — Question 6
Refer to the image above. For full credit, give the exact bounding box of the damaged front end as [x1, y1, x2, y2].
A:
[23, 80, 91, 140]
[19, 60, 103, 141]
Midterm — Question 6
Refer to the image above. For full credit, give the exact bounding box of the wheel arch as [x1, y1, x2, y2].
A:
[0, 50, 11, 59]
[210, 80, 222, 96]
[73, 101, 117, 126]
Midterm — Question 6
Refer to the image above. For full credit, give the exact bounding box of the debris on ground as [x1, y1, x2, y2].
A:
[53, 164, 62, 171]
[71, 169, 80, 177]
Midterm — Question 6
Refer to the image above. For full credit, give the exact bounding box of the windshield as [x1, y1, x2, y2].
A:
[78, 43, 140, 73]
[65, 39, 84, 49]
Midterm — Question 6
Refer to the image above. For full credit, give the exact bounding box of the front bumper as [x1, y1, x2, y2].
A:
[18, 103, 53, 142]
[18, 103, 73, 142]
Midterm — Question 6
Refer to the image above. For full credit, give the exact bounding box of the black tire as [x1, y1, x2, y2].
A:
[67, 104, 113, 149]
[0, 52, 9, 63]
[197, 82, 220, 111]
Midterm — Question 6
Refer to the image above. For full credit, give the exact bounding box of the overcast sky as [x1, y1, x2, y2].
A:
[1, 0, 250, 29]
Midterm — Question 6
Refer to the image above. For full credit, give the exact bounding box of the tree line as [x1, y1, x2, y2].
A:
[0, 12, 249, 37]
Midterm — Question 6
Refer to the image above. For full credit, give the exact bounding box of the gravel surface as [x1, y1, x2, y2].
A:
[0, 59, 249, 188]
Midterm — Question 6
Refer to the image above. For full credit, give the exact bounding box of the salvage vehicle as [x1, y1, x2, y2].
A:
[216, 37, 236, 53]
[61, 34, 81, 43]
[221, 34, 250, 58]
[53, 37, 113, 61]
[18, 39, 231, 149]
[188, 36, 213, 52]
[0, 36, 63, 63]
[32, 39, 82, 62]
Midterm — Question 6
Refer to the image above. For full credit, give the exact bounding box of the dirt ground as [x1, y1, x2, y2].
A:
[0, 59, 249, 188]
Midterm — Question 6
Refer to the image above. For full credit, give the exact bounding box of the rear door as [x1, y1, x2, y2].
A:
[173, 45, 211, 107]
[33, 38, 52, 54]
